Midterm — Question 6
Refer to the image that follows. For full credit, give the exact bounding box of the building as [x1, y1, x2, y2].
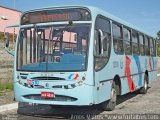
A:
[0, 6, 22, 42]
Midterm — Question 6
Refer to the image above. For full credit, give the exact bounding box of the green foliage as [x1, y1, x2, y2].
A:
[0, 82, 13, 93]
[157, 31, 160, 41]
[157, 31, 160, 57]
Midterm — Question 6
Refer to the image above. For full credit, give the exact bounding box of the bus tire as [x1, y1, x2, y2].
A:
[100, 81, 117, 111]
[139, 74, 148, 94]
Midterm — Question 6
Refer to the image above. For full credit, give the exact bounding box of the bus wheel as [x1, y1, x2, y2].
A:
[100, 81, 117, 111]
[139, 74, 148, 94]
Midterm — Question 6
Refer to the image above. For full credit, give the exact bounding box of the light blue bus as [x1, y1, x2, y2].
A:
[5, 6, 158, 111]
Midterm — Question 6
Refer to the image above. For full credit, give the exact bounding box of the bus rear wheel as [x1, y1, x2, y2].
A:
[139, 74, 148, 94]
[100, 81, 117, 111]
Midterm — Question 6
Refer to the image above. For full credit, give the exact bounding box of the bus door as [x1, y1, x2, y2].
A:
[94, 16, 111, 103]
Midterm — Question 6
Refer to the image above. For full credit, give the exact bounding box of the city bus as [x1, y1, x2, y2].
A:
[5, 6, 158, 111]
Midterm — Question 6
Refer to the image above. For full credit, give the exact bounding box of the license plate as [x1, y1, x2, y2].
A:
[41, 92, 55, 98]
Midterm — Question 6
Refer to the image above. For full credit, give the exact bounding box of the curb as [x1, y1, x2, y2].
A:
[0, 102, 18, 113]
[0, 74, 160, 113]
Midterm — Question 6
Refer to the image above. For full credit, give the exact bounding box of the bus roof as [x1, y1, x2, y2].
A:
[23, 5, 155, 38]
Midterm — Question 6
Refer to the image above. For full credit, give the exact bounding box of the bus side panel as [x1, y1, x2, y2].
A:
[94, 61, 114, 104]
[96, 81, 112, 104]
[121, 77, 130, 95]
[148, 69, 158, 83]
[148, 57, 158, 83]
[121, 55, 144, 95]
[94, 54, 158, 104]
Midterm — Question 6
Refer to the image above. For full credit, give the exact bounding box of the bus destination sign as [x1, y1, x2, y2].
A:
[21, 8, 91, 25]
[40, 13, 70, 22]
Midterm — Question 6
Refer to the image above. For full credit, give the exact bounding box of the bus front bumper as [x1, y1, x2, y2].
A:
[14, 82, 94, 106]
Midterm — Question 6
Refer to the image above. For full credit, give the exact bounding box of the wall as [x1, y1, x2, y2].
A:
[0, 6, 21, 83]
[0, 6, 21, 34]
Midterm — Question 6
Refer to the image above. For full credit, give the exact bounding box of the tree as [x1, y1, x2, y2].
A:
[157, 31, 160, 41]
[156, 31, 160, 56]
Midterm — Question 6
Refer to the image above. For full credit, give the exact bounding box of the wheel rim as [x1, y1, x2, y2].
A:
[111, 88, 117, 104]
[144, 79, 147, 90]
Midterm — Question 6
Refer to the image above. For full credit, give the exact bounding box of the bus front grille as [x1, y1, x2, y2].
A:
[31, 77, 66, 80]
[23, 94, 77, 102]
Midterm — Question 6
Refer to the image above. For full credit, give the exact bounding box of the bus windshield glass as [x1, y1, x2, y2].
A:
[17, 24, 90, 72]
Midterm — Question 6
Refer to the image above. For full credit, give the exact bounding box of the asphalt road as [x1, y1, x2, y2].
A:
[0, 77, 160, 120]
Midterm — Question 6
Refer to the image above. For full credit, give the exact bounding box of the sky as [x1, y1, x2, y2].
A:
[0, 0, 160, 37]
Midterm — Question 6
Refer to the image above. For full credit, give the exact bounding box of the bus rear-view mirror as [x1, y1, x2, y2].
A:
[4, 24, 19, 56]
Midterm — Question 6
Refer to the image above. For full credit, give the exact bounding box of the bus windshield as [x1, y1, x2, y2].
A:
[17, 24, 90, 72]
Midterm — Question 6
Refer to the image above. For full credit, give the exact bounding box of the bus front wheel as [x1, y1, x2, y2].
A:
[100, 81, 117, 111]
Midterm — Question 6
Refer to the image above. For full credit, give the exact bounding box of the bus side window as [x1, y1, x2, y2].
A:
[94, 16, 111, 71]
[123, 27, 132, 55]
[139, 34, 145, 55]
[132, 31, 139, 55]
[94, 29, 110, 56]
[145, 36, 150, 56]
[112, 23, 123, 54]
[150, 38, 154, 56]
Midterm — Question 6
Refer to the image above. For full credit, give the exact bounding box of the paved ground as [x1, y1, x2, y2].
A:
[0, 91, 14, 106]
[0, 77, 160, 120]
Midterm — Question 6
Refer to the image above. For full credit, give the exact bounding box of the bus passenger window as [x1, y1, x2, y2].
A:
[132, 31, 139, 55]
[123, 28, 132, 55]
[112, 23, 123, 54]
[145, 36, 150, 56]
[139, 34, 145, 55]
[150, 38, 154, 56]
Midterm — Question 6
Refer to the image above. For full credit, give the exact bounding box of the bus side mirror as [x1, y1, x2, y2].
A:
[5, 32, 9, 48]
[4, 24, 19, 56]
[4, 32, 15, 56]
